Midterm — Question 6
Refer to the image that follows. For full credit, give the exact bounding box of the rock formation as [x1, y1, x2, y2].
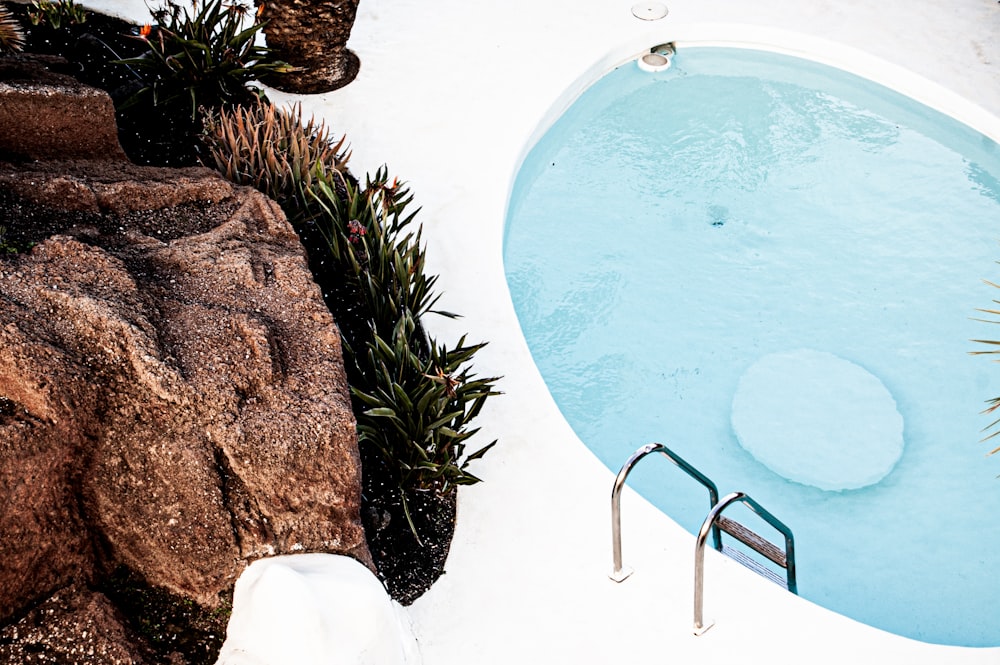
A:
[0, 584, 152, 664]
[0, 54, 371, 662]
[0, 53, 126, 161]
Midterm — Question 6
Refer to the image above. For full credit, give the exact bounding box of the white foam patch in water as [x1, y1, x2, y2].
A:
[731, 349, 904, 491]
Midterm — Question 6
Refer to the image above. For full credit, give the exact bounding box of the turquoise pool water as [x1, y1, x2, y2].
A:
[503, 47, 1000, 646]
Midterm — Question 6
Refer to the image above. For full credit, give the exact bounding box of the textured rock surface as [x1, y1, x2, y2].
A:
[0, 162, 372, 648]
[0, 584, 151, 664]
[0, 54, 126, 161]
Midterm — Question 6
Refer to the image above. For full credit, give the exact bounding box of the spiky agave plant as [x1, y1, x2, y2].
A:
[27, 0, 86, 30]
[202, 98, 350, 226]
[0, 4, 25, 54]
[971, 277, 1000, 451]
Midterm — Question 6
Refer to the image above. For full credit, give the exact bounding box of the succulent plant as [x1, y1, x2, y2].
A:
[207, 109, 502, 540]
[0, 4, 25, 54]
[308, 170, 501, 536]
[27, 0, 86, 30]
[202, 99, 350, 226]
[117, 0, 294, 120]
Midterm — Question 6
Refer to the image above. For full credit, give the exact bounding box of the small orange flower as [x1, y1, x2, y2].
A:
[139, 24, 152, 39]
[256, 3, 265, 18]
[424, 367, 459, 398]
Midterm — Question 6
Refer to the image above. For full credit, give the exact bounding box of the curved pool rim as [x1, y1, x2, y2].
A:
[501, 24, 1000, 651]
[509, 24, 1000, 202]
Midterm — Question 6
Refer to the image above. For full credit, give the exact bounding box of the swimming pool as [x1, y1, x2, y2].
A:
[503, 47, 1000, 647]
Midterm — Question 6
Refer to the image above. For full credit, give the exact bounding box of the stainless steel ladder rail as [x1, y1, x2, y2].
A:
[610, 443, 722, 582]
[693, 491, 797, 634]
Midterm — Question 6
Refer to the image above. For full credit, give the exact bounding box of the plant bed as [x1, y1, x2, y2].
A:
[2, 1, 500, 660]
[362, 465, 458, 606]
[3, 2, 187, 164]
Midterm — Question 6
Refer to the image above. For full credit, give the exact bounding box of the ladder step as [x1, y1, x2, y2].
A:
[721, 545, 789, 590]
[716, 515, 787, 568]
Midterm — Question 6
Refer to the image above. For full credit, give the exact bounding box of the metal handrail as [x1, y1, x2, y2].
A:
[610, 443, 721, 582]
[693, 492, 797, 634]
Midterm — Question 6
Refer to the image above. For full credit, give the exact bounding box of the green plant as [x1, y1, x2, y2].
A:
[27, 0, 86, 30]
[317, 171, 448, 332]
[118, 0, 294, 120]
[356, 314, 498, 487]
[202, 99, 350, 226]
[0, 4, 25, 53]
[308, 170, 500, 536]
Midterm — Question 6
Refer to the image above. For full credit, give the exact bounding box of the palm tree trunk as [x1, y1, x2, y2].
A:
[260, 0, 360, 93]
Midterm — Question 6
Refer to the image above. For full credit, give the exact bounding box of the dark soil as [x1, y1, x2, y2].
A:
[360, 458, 457, 605]
[3, 7, 459, 663]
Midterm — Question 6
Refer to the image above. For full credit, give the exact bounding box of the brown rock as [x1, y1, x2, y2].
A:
[0, 162, 372, 625]
[0, 584, 151, 665]
[0, 54, 127, 161]
[0, 160, 233, 216]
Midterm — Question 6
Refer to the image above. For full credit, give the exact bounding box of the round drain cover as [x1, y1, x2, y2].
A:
[631, 2, 668, 20]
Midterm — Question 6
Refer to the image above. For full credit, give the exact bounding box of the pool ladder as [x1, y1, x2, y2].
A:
[610, 443, 797, 635]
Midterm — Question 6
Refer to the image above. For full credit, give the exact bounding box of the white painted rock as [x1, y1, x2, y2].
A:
[731, 349, 904, 491]
[215, 554, 421, 665]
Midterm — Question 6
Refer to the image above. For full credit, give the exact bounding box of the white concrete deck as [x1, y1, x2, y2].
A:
[315, 3, 1000, 664]
[87, 0, 1000, 662]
